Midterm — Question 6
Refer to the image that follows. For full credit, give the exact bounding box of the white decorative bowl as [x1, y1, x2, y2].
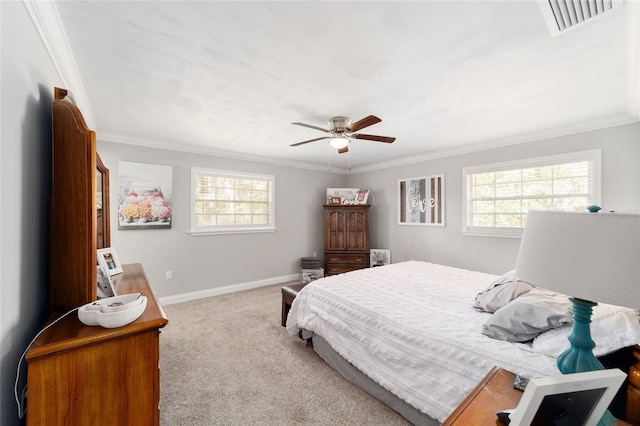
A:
[78, 294, 147, 328]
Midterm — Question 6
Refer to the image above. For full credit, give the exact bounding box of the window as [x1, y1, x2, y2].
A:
[190, 168, 275, 235]
[463, 150, 601, 238]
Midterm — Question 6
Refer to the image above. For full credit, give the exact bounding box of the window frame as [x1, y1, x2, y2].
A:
[189, 167, 276, 236]
[462, 149, 601, 238]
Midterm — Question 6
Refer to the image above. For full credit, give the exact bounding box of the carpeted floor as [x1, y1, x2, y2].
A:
[159, 283, 411, 425]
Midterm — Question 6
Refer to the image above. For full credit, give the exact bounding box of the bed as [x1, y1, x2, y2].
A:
[286, 261, 640, 424]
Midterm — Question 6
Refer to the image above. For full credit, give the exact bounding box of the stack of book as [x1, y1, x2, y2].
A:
[299, 257, 323, 283]
[300, 257, 321, 269]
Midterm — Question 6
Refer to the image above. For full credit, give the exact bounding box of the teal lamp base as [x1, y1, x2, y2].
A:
[557, 298, 601, 373]
[557, 298, 615, 426]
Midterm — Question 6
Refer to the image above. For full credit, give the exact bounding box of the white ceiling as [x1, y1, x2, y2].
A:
[48, 1, 639, 172]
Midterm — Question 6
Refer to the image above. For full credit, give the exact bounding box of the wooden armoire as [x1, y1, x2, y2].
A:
[25, 88, 168, 426]
[324, 204, 370, 275]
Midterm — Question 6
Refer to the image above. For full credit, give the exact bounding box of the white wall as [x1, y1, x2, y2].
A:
[347, 123, 640, 275]
[97, 141, 346, 300]
[2, 2, 638, 424]
[0, 3, 63, 425]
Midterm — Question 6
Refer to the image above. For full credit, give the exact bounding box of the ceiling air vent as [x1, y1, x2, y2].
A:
[539, 0, 622, 35]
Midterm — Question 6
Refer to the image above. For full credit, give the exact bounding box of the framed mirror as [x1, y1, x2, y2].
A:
[96, 153, 110, 249]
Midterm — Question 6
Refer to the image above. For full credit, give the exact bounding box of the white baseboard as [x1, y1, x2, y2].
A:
[159, 274, 299, 306]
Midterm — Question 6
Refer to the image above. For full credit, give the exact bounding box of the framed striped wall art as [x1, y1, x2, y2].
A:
[398, 174, 445, 226]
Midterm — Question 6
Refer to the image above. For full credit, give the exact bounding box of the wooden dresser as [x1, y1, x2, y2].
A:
[324, 204, 370, 275]
[30, 88, 169, 425]
[26, 264, 168, 426]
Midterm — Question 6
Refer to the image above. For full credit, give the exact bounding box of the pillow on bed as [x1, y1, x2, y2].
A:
[530, 304, 640, 357]
[474, 271, 535, 313]
[482, 288, 572, 342]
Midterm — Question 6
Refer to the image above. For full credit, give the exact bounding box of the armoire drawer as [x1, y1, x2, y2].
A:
[326, 264, 367, 275]
[326, 254, 368, 264]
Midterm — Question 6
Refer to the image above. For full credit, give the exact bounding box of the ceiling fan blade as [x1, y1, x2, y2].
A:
[346, 115, 381, 133]
[338, 146, 349, 154]
[292, 122, 330, 133]
[353, 133, 396, 143]
[290, 136, 330, 147]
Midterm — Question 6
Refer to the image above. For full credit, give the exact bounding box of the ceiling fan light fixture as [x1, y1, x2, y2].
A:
[291, 115, 394, 151]
[330, 136, 349, 149]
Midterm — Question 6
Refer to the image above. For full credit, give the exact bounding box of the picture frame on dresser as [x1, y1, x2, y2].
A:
[356, 189, 369, 205]
[97, 247, 123, 276]
[326, 187, 359, 204]
[96, 265, 117, 298]
[508, 369, 627, 426]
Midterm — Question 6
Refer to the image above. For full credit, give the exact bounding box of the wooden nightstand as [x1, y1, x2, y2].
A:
[442, 366, 631, 426]
[281, 282, 306, 326]
[442, 367, 520, 425]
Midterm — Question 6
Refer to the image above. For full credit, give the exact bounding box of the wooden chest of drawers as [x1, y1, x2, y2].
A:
[325, 253, 369, 275]
[324, 205, 370, 275]
[26, 264, 168, 426]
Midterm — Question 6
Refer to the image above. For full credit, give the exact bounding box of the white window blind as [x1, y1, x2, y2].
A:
[463, 150, 601, 237]
[190, 168, 275, 235]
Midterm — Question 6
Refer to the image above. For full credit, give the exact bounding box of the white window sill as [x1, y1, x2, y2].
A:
[461, 228, 523, 239]
[188, 227, 277, 236]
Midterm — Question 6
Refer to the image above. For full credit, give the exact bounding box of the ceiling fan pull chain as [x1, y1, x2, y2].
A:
[348, 149, 351, 171]
[328, 144, 331, 171]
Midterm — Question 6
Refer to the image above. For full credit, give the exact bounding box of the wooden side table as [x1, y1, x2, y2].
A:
[442, 367, 520, 425]
[281, 282, 306, 326]
[442, 367, 631, 426]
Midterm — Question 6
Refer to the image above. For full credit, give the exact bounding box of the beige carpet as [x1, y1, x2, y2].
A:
[159, 283, 411, 425]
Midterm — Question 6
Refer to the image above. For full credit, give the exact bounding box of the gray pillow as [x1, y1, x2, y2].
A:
[474, 272, 535, 313]
[482, 288, 573, 342]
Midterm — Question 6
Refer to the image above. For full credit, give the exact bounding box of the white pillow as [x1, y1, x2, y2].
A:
[482, 288, 572, 342]
[474, 270, 535, 313]
[531, 304, 640, 357]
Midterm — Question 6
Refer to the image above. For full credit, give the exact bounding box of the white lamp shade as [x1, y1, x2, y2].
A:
[515, 211, 640, 308]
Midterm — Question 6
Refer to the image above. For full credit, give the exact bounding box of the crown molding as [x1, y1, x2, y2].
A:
[348, 113, 639, 174]
[23, 0, 96, 128]
[98, 131, 349, 174]
[101, 113, 637, 176]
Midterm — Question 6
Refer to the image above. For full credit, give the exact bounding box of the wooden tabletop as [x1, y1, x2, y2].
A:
[442, 367, 520, 425]
[442, 366, 631, 426]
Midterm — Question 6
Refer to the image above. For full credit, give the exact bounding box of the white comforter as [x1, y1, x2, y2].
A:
[286, 261, 559, 422]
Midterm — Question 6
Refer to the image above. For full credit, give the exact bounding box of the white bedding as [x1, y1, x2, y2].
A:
[286, 261, 560, 422]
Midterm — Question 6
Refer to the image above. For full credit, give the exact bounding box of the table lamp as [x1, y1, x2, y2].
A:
[515, 210, 640, 425]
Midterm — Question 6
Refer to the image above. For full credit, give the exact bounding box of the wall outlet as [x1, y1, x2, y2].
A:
[313, 252, 317, 258]
[166, 271, 173, 280]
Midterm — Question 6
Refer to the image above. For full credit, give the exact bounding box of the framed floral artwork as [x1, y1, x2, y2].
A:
[398, 174, 445, 226]
[97, 247, 123, 276]
[370, 249, 390, 267]
[118, 161, 173, 230]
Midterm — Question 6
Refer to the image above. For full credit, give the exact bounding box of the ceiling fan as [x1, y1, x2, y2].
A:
[290, 115, 396, 154]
